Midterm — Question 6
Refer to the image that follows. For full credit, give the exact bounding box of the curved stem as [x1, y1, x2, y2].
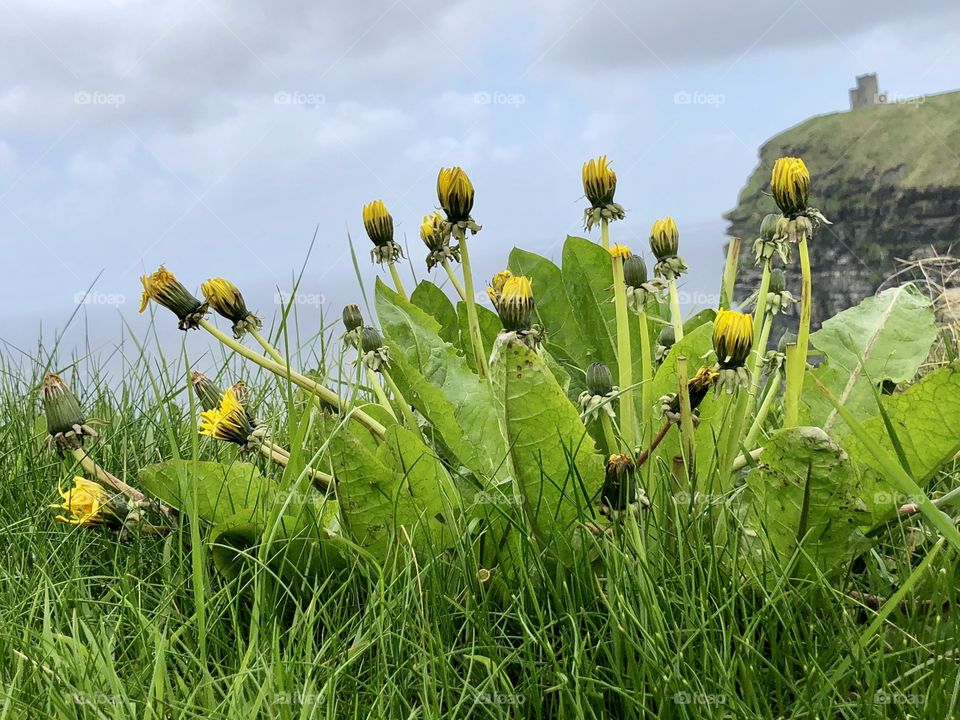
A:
[668, 279, 684, 341]
[442, 259, 467, 301]
[745, 368, 782, 448]
[258, 441, 333, 491]
[72, 447, 145, 502]
[458, 237, 489, 379]
[199, 319, 386, 438]
[365, 366, 397, 420]
[388, 261, 408, 300]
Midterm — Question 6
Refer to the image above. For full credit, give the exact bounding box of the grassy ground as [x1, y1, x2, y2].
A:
[0, 329, 958, 719]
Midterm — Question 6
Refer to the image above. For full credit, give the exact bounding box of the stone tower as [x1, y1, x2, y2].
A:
[849, 74, 881, 110]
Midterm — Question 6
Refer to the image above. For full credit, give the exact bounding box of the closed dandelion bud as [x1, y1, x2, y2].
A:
[496, 275, 535, 332]
[49, 477, 118, 527]
[586, 362, 613, 397]
[139, 266, 207, 330]
[658, 325, 676, 350]
[713, 309, 754, 369]
[649, 217, 680, 260]
[201, 277, 261, 338]
[360, 326, 384, 354]
[778, 330, 797, 355]
[623, 254, 648, 288]
[42, 372, 98, 451]
[420, 211, 444, 252]
[760, 213, 780, 242]
[602, 454, 636, 510]
[436, 167, 475, 223]
[362, 200, 394, 247]
[190, 372, 223, 412]
[771, 157, 810, 217]
[768, 269, 787, 294]
[582, 156, 617, 207]
[342, 304, 363, 332]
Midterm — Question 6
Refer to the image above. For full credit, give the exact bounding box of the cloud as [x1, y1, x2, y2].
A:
[531, 0, 960, 74]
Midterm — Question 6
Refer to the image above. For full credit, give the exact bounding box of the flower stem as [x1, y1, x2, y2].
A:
[611, 253, 635, 451]
[599, 412, 620, 456]
[442, 258, 467, 301]
[381, 369, 425, 442]
[365, 366, 397, 420]
[250, 329, 285, 365]
[258, 441, 333, 491]
[199, 319, 386, 438]
[744, 368, 781, 449]
[676, 356, 697, 485]
[637, 308, 653, 447]
[784, 233, 812, 427]
[668, 279, 684, 341]
[719, 237, 741, 310]
[458, 237, 489, 379]
[388, 261, 408, 300]
[71, 447, 145, 503]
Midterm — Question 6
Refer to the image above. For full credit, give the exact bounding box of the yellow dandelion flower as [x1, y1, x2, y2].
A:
[649, 217, 680, 260]
[487, 269, 513, 307]
[713, 310, 754, 369]
[609, 244, 631, 261]
[139, 266, 206, 329]
[771, 157, 810, 217]
[50, 476, 112, 527]
[201, 277, 261, 337]
[362, 200, 394, 247]
[582, 155, 617, 207]
[436, 167, 475, 223]
[497, 275, 535, 332]
[198, 388, 253, 445]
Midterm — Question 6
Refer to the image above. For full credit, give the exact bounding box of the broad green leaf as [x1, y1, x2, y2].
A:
[801, 285, 937, 429]
[561, 235, 617, 372]
[490, 334, 604, 560]
[508, 247, 586, 371]
[374, 279, 508, 482]
[743, 427, 871, 579]
[835, 366, 960, 522]
[138, 460, 272, 526]
[410, 280, 459, 346]
[456, 301, 502, 375]
[683, 308, 716, 335]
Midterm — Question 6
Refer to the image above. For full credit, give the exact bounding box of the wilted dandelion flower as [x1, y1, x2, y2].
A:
[201, 278, 262, 338]
[582, 155, 625, 230]
[713, 310, 754, 394]
[754, 212, 789, 265]
[190, 371, 223, 412]
[42, 372, 98, 451]
[50, 476, 115, 527]
[601, 454, 637, 511]
[771, 157, 810, 217]
[660, 366, 719, 424]
[420, 210, 459, 270]
[139, 266, 208, 330]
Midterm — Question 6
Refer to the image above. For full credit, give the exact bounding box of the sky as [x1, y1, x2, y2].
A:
[2, 0, 959, 376]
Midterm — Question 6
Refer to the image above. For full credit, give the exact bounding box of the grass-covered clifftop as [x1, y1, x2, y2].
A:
[726, 90, 960, 330]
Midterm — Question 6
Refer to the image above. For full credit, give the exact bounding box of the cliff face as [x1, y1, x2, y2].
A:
[725, 91, 960, 339]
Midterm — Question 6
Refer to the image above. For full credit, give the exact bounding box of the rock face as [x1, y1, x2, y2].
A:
[725, 90, 960, 344]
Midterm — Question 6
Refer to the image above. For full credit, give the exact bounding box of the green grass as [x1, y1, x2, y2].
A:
[1, 326, 958, 719]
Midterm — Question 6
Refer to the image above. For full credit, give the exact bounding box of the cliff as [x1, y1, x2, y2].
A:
[725, 90, 960, 339]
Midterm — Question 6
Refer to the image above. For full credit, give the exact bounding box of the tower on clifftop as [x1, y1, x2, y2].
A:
[849, 73, 882, 110]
